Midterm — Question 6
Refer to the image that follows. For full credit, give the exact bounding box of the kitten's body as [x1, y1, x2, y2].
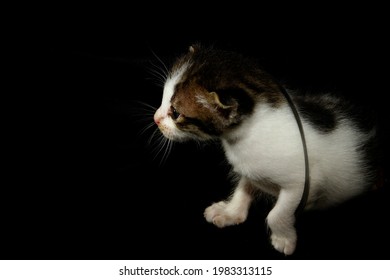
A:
[153, 44, 377, 255]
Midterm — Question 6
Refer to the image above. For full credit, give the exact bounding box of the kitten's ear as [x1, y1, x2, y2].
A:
[209, 92, 234, 109]
[188, 43, 201, 53]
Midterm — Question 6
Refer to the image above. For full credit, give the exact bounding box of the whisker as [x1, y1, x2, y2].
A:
[131, 110, 155, 118]
[145, 48, 170, 89]
[148, 127, 160, 145]
[131, 50, 174, 165]
[152, 135, 169, 163]
[125, 102, 156, 122]
[150, 49, 169, 75]
[138, 122, 156, 137]
[146, 68, 166, 87]
[133, 100, 157, 111]
[146, 73, 166, 88]
[141, 121, 175, 166]
[160, 138, 174, 166]
[130, 101, 157, 126]
[168, 140, 175, 161]
[148, 60, 168, 81]
[131, 111, 155, 119]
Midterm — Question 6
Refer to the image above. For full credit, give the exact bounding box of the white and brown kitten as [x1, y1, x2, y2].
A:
[153, 44, 378, 255]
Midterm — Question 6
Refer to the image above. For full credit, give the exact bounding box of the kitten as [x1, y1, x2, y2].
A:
[153, 44, 378, 255]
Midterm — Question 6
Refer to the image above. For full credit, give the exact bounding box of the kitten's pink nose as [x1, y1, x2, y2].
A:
[154, 110, 162, 125]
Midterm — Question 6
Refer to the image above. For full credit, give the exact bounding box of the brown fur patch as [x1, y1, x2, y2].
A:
[168, 44, 287, 137]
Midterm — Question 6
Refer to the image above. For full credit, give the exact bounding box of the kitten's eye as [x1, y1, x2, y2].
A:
[171, 106, 181, 120]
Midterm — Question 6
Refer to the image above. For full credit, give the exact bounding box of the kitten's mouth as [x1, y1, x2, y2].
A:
[161, 133, 175, 141]
[157, 126, 175, 140]
[158, 126, 189, 142]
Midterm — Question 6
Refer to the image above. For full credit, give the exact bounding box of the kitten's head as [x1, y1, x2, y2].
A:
[153, 44, 282, 142]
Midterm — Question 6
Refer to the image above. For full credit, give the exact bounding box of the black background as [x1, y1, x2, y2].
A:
[5, 6, 389, 260]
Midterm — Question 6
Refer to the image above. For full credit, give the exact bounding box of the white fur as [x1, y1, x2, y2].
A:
[205, 101, 373, 255]
[223, 102, 370, 205]
[160, 68, 182, 114]
[154, 63, 188, 140]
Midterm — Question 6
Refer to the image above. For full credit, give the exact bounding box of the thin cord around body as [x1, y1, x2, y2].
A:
[278, 85, 310, 216]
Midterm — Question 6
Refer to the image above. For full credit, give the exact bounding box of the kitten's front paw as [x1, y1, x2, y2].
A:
[270, 233, 297, 255]
[204, 201, 246, 228]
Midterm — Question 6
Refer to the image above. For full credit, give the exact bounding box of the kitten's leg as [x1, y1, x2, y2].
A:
[266, 187, 302, 255]
[204, 177, 254, 228]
